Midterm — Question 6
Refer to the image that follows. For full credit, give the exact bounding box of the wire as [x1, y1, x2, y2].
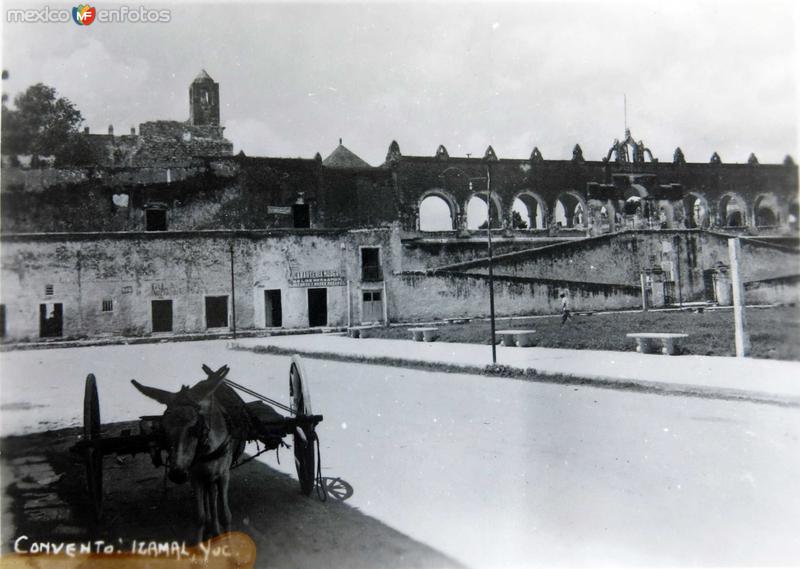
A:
[231, 441, 277, 470]
[223, 378, 294, 414]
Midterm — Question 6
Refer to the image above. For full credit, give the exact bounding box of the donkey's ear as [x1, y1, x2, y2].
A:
[188, 373, 227, 402]
[131, 380, 175, 405]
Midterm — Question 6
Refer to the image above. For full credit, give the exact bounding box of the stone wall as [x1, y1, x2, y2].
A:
[389, 272, 640, 322]
[443, 230, 800, 302]
[0, 162, 238, 232]
[399, 235, 578, 272]
[133, 121, 232, 166]
[1, 224, 794, 342]
[66, 122, 234, 168]
[745, 274, 800, 305]
[0, 159, 237, 193]
[0, 158, 400, 233]
[0, 228, 401, 342]
[383, 142, 798, 236]
[3, 146, 797, 237]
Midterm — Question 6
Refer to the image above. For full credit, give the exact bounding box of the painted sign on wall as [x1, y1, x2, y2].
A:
[268, 206, 292, 215]
[288, 270, 346, 288]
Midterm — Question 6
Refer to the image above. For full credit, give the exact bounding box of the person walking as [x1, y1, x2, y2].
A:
[560, 292, 572, 325]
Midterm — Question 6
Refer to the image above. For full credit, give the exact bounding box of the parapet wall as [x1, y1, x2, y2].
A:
[441, 230, 800, 302]
[389, 272, 641, 321]
[745, 274, 800, 305]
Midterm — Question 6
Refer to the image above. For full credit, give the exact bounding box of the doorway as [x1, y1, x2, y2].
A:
[663, 281, 676, 306]
[152, 299, 173, 333]
[361, 248, 382, 281]
[145, 209, 167, 231]
[205, 296, 229, 329]
[293, 204, 310, 228]
[362, 290, 383, 322]
[39, 303, 63, 338]
[702, 270, 717, 302]
[265, 289, 282, 327]
[307, 288, 327, 327]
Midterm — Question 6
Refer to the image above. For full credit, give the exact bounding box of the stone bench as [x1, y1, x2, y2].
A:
[496, 329, 537, 347]
[445, 317, 471, 324]
[347, 326, 376, 339]
[626, 332, 689, 355]
[408, 327, 439, 342]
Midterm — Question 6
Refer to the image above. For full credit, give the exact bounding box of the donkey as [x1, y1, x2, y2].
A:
[132, 365, 242, 543]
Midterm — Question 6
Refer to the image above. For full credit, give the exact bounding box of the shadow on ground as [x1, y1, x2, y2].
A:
[1, 423, 463, 569]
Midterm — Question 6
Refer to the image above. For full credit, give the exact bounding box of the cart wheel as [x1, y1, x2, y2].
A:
[83, 374, 104, 520]
[289, 356, 316, 496]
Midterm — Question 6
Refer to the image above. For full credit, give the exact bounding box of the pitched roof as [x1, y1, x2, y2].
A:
[193, 69, 213, 82]
[322, 143, 372, 169]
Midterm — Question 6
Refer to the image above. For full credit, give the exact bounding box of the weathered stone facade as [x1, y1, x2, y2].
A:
[1, 71, 798, 343]
[435, 230, 800, 305]
[0, 157, 400, 233]
[189, 69, 220, 127]
[73, 70, 232, 168]
[390, 272, 641, 322]
[0, 229, 400, 341]
[3, 148, 795, 237]
[385, 139, 798, 237]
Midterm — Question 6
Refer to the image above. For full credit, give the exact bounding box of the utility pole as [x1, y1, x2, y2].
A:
[624, 93, 627, 133]
[728, 238, 750, 357]
[673, 236, 683, 308]
[229, 242, 237, 339]
[640, 272, 648, 311]
[486, 165, 497, 364]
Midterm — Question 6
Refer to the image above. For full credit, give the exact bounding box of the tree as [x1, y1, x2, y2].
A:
[2, 83, 84, 161]
[1, 69, 8, 105]
[511, 210, 528, 229]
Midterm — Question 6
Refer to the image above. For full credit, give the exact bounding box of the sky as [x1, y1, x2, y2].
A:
[1, 0, 798, 167]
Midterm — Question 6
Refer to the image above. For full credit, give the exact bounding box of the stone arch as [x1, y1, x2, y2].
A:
[621, 184, 649, 221]
[684, 192, 709, 228]
[464, 191, 503, 229]
[601, 201, 617, 222]
[511, 190, 548, 229]
[553, 191, 587, 228]
[624, 183, 649, 199]
[587, 199, 616, 234]
[656, 201, 675, 229]
[719, 193, 748, 227]
[753, 193, 780, 227]
[787, 196, 799, 232]
[418, 189, 459, 231]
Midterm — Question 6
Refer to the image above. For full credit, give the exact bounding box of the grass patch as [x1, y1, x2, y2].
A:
[362, 305, 800, 361]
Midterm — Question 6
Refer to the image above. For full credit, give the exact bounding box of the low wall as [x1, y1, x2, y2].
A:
[745, 274, 800, 305]
[400, 235, 576, 272]
[436, 230, 800, 303]
[389, 272, 641, 322]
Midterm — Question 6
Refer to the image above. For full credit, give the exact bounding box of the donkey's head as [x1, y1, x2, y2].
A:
[131, 368, 228, 484]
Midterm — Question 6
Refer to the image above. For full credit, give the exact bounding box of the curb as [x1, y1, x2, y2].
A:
[0, 327, 347, 352]
[230, 342, 800, 409]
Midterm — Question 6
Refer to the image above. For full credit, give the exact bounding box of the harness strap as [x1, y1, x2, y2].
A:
[193, 436, 231, 465]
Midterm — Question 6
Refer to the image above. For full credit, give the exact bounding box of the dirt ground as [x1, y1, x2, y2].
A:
[0, 423, 463, 569]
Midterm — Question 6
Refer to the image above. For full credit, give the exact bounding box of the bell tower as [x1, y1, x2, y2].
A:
[189, 69, 220, 126]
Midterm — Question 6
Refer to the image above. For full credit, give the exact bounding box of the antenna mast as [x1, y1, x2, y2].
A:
[624, 93, 628, 134]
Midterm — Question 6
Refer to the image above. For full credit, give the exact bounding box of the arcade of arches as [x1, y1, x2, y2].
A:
[418, 188, 795, 234]
[405, 138, 795, 235]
